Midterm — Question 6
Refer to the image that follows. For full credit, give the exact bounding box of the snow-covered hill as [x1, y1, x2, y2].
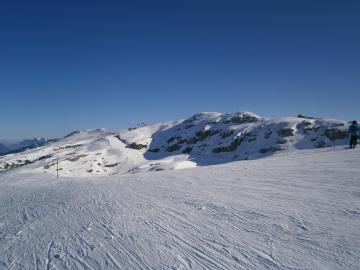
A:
[0, 112, 351, 176]
[0, 147, 359, 269]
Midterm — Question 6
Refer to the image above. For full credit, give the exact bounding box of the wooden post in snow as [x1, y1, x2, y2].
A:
[56, 156, 59, 179]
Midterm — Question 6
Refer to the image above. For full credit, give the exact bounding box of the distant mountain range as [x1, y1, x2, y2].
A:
[0, 112, 352, 176]
[0, 138, 51, 155]
[0, 143, 10, 155]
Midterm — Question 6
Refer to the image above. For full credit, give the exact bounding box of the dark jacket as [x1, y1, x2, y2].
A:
[348, 124, 359, 137]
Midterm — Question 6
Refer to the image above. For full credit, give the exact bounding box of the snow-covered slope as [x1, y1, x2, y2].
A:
[0, 112, 351, 176]
[0, 147, 359, 269]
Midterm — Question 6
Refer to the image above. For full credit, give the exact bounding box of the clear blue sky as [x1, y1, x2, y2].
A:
[1, 0, 359, 139]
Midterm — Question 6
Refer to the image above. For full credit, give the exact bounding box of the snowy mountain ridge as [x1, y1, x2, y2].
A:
[0, 111, 351, 176]
[0, 137, 53, 155]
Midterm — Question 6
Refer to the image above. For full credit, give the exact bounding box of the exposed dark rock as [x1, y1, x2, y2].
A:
[296, 121, 312, 128]
[1, 159, 32, 172]
[244, 132, 257, 142]
[278, 128, 294, 137]
[38, 154, 52, 161]
[277, 139, 287, 144]
[212, 137, 242, 153]
[167, 136, 181, 144]
[43, 163, 55, 169]
[63, 131, 81, 138]
[104, 162, 120, 168]
[296, 121, 314, 134]
[195, 130, 218, 141]
[182, 147, 193, 154]
[186, 137, 199, 145]
[297, 114, 316, 119]
[129, 143, 148, 150]
[332, 123, 345, 127]
[223, 113, 259, 124]
[167, 143, 182, 152]
[325, 129, 347, 141]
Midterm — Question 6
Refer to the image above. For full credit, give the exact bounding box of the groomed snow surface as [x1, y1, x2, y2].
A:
[0, 147, 359, 269]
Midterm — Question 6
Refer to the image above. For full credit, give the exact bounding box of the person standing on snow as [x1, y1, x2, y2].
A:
[348, 120, 359, 148]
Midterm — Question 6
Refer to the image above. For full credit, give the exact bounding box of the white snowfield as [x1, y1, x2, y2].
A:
[0, 147, 359, 269]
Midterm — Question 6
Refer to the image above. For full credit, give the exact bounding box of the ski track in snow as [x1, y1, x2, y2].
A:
[0, 148, 359, 269]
